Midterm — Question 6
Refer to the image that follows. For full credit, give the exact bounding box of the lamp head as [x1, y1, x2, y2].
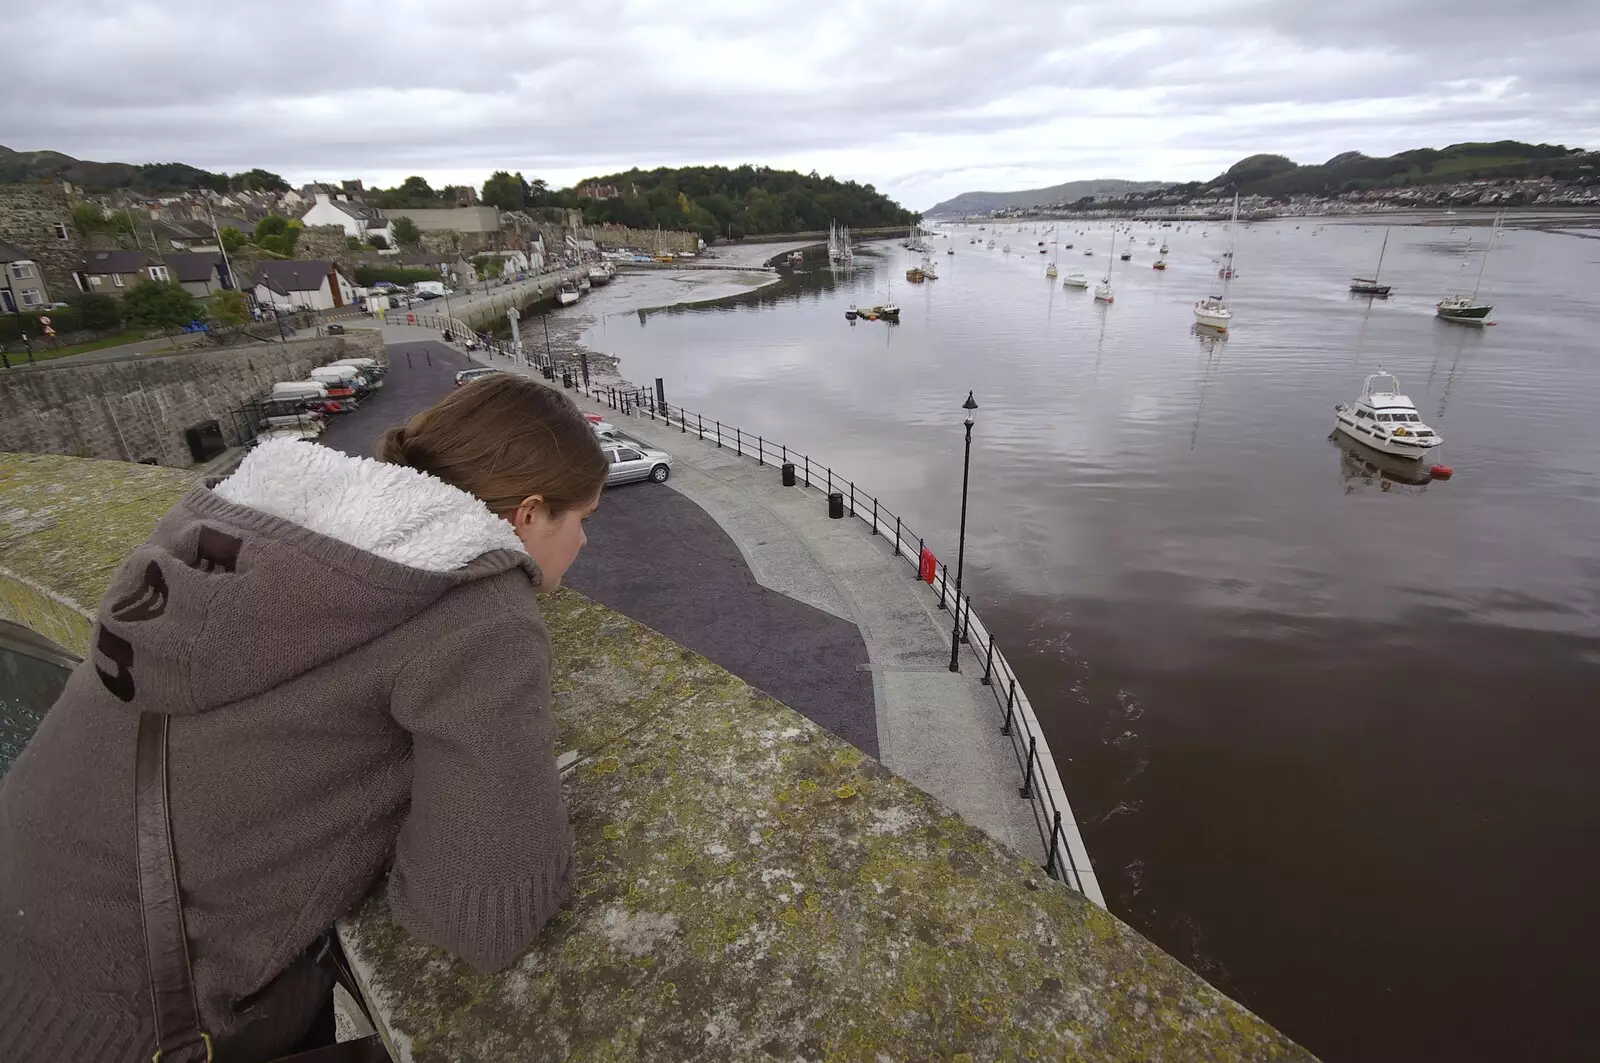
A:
[962, 390, 978, 427]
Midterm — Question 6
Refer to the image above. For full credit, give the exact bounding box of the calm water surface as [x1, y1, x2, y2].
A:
[584, 217, 1600, 1062]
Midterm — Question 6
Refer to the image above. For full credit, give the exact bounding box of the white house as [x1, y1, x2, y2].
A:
[298, 192, 391, 244]
[253, 260, 355, 311]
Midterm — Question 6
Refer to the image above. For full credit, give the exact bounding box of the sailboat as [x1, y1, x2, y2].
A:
[1436, 215, 1498, 323]
[1350, 229, 1392, 296]
[1194, 193, 1238, 330]
[1094, 229, 1116, 303]
[1046, 229, 1058, 278]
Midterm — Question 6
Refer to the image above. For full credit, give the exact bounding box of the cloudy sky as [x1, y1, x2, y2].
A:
[9, 0, 1597, 209]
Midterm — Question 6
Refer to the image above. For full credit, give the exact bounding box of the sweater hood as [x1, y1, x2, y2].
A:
[88, 440, 537, 715]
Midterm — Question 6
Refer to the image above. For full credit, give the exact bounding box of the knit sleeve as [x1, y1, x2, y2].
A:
[385, 610, 573, 973]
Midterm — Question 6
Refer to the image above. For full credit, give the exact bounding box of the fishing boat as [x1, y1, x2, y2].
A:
[1332, 370, 1443, 459]
[906, 267, 925, 283]
[1436, 216, 1498, 323]
[1193, 193, 1238, 329]
[587, 264, 613, 286]
[876, 304, 900, 320]
[1094, 230, 1116, 303]
[1062, 271, 1089, 289]
[1350, 229, 1392, 296]
[845, 304, 858, 320]
[577, 274, 592, 291]
[555, 282, 580, 306]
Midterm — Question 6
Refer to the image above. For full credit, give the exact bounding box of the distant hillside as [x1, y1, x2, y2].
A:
[925, 179, 1168, 216]
[0, 145, 290, 195]
[1209, 141, 1590, 196]
[556, 165, 916, 242]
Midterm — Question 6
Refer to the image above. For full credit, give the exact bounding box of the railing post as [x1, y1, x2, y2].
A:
[715, 420, 722, 448]
[961, 594, 972, 644]
[848, 482, 855, 517]
[735, 427, 741, 457]
[697, 413, 704, 439]
[1044, 810, 1063, 877]
[871, 498, 878, 534]
[1020, 736, 1037, 799]
[1002, 680, 1016, 735]
[980, 637, 994, 686]
[679, 406, 686, 433]
[826, 468, 832, 496]
[937, 563, 948, 610]
[804, 455, 810, 488]
[757, 436, 763, 466]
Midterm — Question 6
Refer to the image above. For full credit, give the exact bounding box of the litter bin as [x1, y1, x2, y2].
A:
[828, 491, 844, 519]
[782, 462, 796, 487]
[562, 371, 573, 388]
[542, 365, 554, 380]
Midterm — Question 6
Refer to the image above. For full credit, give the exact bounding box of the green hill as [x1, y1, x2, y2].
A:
[1211, 141, 1590, 196]
[925, 178, 1168, 216]
[556, 165, 916, 242]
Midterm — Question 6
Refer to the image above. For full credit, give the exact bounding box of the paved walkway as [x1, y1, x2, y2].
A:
[572, 405, 1047, 865]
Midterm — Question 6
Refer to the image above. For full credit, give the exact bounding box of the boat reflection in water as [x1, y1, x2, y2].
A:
[1331, 434, 1439, 494]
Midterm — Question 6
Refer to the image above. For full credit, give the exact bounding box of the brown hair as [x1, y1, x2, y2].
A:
[377, 374, 608, 515]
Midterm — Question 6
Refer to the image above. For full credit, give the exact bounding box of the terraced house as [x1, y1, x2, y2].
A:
[0, 240, 50, 310]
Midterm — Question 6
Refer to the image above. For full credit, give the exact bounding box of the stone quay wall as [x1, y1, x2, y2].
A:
[0, 331, 382, 467]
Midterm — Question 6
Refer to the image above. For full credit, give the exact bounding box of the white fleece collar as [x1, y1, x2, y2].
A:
[213, 439, 527, 572]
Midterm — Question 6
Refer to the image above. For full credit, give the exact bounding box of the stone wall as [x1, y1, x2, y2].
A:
[0, 331, 383, 467]
[0, 183, 87, 299]
[576, 222, 698, 253]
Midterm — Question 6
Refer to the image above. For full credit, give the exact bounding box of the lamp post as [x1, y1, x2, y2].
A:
[949, 391, 978, 672]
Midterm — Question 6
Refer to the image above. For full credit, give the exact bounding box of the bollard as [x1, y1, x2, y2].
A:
[1020, 736, 1037, 798]
[827, 491, 844, 519]
[781, 462, 796, 487]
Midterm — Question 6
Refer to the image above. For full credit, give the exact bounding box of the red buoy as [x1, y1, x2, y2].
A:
[1430, 465, 1454, 479]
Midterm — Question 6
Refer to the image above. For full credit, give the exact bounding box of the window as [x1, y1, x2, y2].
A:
[615, 448, 643, 463]
[148, 265, 169, 282]
[54, 222, 69, 240]
[1376, 413, 1392, 422]
[89, 275, 102, 287]
[20, 291, 42, 306]
[10, 262, 33, 279]
[1409, 414, 1422, 422]
[113, 274, 124, 288]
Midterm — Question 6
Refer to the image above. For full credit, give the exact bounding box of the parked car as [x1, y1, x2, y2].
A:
[454, 367, 500, 388]
[591, 420, 621, 441]
[326, 323, 346, 335]
[602, 441, 672, 485]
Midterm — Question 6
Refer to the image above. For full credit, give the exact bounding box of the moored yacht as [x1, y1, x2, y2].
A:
[1332, 370, 1442, 459]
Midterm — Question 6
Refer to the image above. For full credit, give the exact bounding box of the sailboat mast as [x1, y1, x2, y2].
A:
[1222, 192, 1239, 300]
[1374, 228, 1389, 282]
[1469, 213, 1497, 299]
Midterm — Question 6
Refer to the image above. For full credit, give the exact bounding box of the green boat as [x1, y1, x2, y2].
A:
[1436, 213, 1499, 323]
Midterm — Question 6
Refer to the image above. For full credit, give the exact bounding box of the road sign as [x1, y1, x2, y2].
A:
[38, 316, 50, 325]
[43, 325, 56, 337]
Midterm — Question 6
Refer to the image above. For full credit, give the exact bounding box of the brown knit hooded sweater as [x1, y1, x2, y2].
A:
[0, 439, 574, 1062]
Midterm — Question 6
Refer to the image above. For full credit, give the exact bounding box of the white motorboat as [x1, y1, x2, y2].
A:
[577, 275, 592, 291]
[587, 265, 613, 286]
[555, 283, 580, 306]
[1333, 371, 1443, 459]
[1062, 271, 1089, 289]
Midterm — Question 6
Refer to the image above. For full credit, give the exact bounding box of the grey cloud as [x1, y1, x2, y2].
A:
[7, 0, 1596, 207]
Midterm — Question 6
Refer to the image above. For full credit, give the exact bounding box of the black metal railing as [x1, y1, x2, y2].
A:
[571, 380, 1091, 898]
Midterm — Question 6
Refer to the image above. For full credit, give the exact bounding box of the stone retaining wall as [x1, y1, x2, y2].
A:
[0, 331, 383, 467]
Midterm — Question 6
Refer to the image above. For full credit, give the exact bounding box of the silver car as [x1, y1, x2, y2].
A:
[602, 441, 673, 485]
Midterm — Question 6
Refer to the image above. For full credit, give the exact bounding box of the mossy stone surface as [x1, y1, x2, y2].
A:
[343, 589, 1315, 1063]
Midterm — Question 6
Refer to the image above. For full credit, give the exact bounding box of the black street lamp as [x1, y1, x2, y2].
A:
[949, 391, 978, 672]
